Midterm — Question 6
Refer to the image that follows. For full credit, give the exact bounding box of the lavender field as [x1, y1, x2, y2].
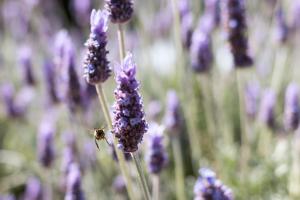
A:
[0, 0, 299, 199]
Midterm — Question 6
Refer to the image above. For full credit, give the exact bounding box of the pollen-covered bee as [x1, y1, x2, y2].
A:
[88, 127, 111, 150]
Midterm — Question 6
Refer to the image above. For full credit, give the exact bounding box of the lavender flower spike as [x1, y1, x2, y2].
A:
[113, 52, 148, 152]
[223, 0, 253, 67]
[18, 46, 36, 86]
[164, 90, 182, 133]
[194, 168, 233, 200]
[146, 124, 168, 174]
[37, 118, 55, 168]
[105, 0, 134, 23]
[83, 9, 111, 85]
[259, 89, 276, 129]
[284, 83, 300, 131]
[65, 163, 85, 200]
[24, 177, 44, 200]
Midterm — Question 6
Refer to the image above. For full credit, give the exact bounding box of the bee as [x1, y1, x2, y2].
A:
[88, 126, 111, 150]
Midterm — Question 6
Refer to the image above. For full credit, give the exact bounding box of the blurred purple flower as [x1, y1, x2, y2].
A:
[18, 46, 36, 86]
[223, 0, 253, 67]
[164, 90, 182, 134]
[24, 177, 44, 200]
[205, 0, 221, 26]
[65, 163, 85, 200]
[83, 10, 111, 85]
[43, 60, 59, 105]
[244, 82, 260, 120]
[37, 118, 56, 168]
[72, 0, 91, 25]
[275, 6, 289, 44]
[284, 83, 300, 131]
[259, 89, 276, 128]
[194, 168, 233, 200]
[0, 194, 16, 200]
[113, 52, 148, 152]
[179, 0, 193, 49]
[0, 84, 26, 118]
[146, 100, 162, 121]
[113, 175, 126, 194]
[146, 124, 168, 174]
[190, 23, 213, 73]
[105, 0, 134, 23]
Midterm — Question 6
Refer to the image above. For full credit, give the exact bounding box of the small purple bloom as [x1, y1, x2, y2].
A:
[179, 0, 193, 49]
[146, 124, 168, 174]
[190, 23, 213, 73]
[0, 84, 25, 118]
[112, 52, 148, 152]
[275, 6, 289, 44]
[164, 90, 182, 134]
[194, 168, 233, 200]
[72, 0, 91, 25]
[284, 83, 300, 131]
[223, 0, 253, 67]
[65, 163, 85, 200]
[205, 0, 221, 27]
[259, 89, 276, 128]
[105, 0, 134, 23]
[24, 177, 44, 200]
[43, 60, 59, 104]
[18, 46, 36, 86]
[83, 10, 111, 85]
[37, 119, 56, 168]
[113, 175, 126, 194]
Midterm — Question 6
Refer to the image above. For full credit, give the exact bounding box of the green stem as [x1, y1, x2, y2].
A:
[152, 175, 160, 200]
[95, 84, 135, 200]
[132, 153, 151, 200]
[172, 137, 186, 200]
[235, 70, 250, 176]
[118, 24, 126, 60]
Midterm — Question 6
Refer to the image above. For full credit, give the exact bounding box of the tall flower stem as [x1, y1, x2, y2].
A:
[152, 175, 160, 200]
[235, 70, 250, 176]
[116, 23, 151, 199]
[95, 84, 135, 200]
[172, 137, 186, 200]
[131, 153, 151, 200]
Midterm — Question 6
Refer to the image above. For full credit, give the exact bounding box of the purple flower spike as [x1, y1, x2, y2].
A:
[164, 90, 182, 134]
[284, 83, 300, 131]
[37, 119, 55, 168]
[194, 168, 233, 200]
[65, 163, 85, 200]
[179, 0, 193, 49]
[113, 52, 148, 152]
[223, 0, 253, 67]
[83, 9, 111, 85]
[43, 60, 59, 104]
[190, 26, 213, 73]
[105, 0, 134, 24]
[18, 46, 36, 86]
[146, 124, 168, 174]
[259, 89, 276, 129]
[24, 177, 44, 200]
[0, 84, 25, 118]
[205, 0, 221, 27]
[275, 7, 289, 44]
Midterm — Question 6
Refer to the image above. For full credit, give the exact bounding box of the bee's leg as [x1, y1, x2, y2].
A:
[95, 139, 100, 150]
[104, 137, 112, 146]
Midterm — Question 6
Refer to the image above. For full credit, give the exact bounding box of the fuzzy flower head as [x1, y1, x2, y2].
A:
[113, 52, 148, 152]
[83, 9, 111, 85]
[194, 168, 233, 200]
[284, 83, 300, 131]
[90, 9, 109, 37]
[146, 123, 168, 174]
[105, 0, 134, 23]
[37, 118, 56, 168]
[18, 46, 36, 86]
[244, 82, 260, 120]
